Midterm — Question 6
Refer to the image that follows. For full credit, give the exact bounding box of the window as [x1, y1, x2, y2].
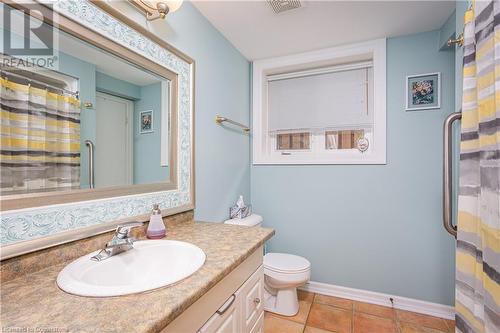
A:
[253, 39, 386, 164]
[325, 130, 365, 150]
[277, 132, 311, 150]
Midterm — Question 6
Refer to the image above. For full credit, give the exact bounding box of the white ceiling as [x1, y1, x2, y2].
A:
[192, 1, 455, 60]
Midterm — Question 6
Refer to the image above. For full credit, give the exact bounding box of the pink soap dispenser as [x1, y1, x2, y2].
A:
[146, 204, 166, 239]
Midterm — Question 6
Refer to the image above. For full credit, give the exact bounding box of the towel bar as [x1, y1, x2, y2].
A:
[215, 115, 250, 133]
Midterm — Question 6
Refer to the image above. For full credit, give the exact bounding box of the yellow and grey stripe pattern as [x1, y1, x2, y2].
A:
[456, 1, 500, 332]
[0, 76, 81, 194]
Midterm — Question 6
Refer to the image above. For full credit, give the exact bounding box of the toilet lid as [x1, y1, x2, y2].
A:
[264, 253, 311, 273]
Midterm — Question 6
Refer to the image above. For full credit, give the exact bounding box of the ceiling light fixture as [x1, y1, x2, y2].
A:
[130, 0, 183, 21]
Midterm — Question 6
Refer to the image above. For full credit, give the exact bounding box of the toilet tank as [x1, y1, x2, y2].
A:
[224, 214, 263, 227]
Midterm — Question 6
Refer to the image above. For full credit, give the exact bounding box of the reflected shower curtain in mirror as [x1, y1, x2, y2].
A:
[456, 1, 500, 333]
[0, 77, 81, 194]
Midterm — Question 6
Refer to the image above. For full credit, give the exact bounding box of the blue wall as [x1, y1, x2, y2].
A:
[112, 2, 251, 221]
[251, 30, 456, 305]
[439, 10, 456, 50]
[167, 4, 251, 221]
[133, 82, 169, 184]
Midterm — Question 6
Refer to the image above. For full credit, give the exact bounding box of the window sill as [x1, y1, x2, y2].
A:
[253, 155, 387, 165]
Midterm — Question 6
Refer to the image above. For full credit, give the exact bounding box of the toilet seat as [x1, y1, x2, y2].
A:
[264, 253, 311, 274]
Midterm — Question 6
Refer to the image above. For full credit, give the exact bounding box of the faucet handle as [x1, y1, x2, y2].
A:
[106, 237, 136, 248]
[115, 221, 144, 239]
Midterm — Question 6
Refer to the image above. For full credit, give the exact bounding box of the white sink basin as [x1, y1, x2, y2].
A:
[57, 240, 206, 297]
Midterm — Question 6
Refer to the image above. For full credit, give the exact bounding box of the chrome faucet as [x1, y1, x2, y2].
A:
[91, 221, 144, 261]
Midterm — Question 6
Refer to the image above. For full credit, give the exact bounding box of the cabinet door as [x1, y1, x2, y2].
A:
[198, 294, 240, 333]
[212, 308, 239, 333]
[249, 312, 264, 333]
[240, 266, 264, 333]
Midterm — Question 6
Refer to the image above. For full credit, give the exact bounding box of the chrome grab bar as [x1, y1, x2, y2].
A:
[85, 140, 95, 189]
[443, 112, 461, 238]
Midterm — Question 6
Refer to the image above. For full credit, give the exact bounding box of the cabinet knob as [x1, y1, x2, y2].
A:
[254, 297, 261, 305]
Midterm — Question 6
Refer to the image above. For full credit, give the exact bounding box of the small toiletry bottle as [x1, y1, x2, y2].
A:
[146, 204, 166, 239]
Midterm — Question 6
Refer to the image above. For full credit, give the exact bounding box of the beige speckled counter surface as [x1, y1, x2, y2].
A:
[0, 222, 274, 333]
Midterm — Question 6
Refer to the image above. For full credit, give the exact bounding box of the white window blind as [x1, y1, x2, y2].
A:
[267, 63, 373, 132]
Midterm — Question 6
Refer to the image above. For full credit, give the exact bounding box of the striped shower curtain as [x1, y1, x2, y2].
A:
[0, 76, 81, 194]
[456, 1, 500, 333]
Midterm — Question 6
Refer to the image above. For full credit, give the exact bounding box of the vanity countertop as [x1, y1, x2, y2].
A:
[0, 222, 274, 333]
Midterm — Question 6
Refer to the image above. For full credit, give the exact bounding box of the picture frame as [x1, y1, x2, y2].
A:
[140, 110, 154, 133]
[405, 72, 441, 111]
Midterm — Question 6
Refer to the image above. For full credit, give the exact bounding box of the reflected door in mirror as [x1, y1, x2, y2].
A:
[95, 92, 133, 188]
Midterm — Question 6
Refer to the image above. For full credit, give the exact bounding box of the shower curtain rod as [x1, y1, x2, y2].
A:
[1, 70, 79, 98]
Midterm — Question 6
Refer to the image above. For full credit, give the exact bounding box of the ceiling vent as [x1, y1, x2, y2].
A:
[267, 0, 302, 14]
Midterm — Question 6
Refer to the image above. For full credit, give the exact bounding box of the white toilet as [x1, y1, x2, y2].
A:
[224, 214, 311, 316]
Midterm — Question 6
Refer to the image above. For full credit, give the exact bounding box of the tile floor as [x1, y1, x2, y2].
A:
[264, 291, 455, 333]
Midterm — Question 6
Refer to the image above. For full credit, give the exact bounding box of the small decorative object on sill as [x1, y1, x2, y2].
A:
[357, 137, 369, 152]
[230, 195, 252, 219]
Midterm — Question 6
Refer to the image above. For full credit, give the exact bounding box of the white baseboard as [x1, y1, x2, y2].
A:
[299, 281, 455, 320]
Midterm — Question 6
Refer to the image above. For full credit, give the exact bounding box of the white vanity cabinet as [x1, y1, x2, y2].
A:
[198, 266, 264, 333]
[161, 247, 265, 333]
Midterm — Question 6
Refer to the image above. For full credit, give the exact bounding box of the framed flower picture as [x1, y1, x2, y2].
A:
[406, 72, 441, 111]
[140, 110, 154, 134]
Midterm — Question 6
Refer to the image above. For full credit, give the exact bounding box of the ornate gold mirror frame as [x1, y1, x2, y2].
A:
[0, 0, 195, 259]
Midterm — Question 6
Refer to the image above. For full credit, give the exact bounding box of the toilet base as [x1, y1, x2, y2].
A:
[263, 286, 299, 316]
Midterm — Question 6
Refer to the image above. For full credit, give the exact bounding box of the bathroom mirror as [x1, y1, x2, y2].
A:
[0, 0, 194, 259]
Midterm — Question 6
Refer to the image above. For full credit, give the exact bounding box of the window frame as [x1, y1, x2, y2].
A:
[252, 38, 387, 165]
